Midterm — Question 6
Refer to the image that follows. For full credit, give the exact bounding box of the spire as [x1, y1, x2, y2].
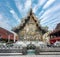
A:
[29, 1, 33, 15]
[30, 8, 32, 15]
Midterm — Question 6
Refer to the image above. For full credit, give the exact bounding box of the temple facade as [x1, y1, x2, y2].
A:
[49, 23, 60, 44]
[12, 9, 47, 41]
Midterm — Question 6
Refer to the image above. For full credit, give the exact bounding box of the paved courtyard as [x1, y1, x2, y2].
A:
[0, 52, 60, 57]
[0, 55, 60, 57]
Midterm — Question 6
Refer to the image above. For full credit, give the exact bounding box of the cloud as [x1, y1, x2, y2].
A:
[0, 14, 3, 19]
[0, 0, 60, 30]
[10, 9, 21, 23]
[37, 0, 56, 19]
[0, 22, 11, 30]
[42, 15, 60, 24]
[40, 4, 60, 20]
[15, 0, 31, 17]
[41, 15, 60, 30]
[43, 0, 55, 9]
[0, 14, 16, 31]
[41, 12, 60, 23]
[24, 0, 31, 10]
[48, 20, 60, 30]
[0, 14, 12, 30]
[33, 0, 47, 13]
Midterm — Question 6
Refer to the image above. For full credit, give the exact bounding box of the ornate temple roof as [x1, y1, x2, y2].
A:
[55, 23, 60, 29]
[12, 9, 47, 33]
[49, 23, 60, 35]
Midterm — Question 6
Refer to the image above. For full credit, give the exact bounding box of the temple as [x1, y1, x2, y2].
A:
[12, 9, 47, 41]
[49, 23, 60, 37]
[49, 23, 60, 44]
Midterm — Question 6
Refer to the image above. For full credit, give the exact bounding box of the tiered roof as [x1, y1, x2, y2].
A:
[49, 23, 60, 35]
[12, 9, 47, 33]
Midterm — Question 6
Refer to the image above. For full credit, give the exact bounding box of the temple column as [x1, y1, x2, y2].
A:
[14, 34, 15, 42]
[8, 35, 10, 43]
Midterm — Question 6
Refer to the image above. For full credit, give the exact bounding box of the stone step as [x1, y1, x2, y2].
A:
[39, 52, 60, 55]
[0, 53, 22, 56]
[0, 52, 60, 56]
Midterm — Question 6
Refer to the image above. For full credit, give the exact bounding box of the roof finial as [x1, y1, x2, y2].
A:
[30, 8, 32, 15]
[30, 2, 32, 15]
[28, 0, 33, 15]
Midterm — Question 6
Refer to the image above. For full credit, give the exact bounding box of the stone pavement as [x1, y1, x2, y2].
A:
[0, 55, 60, 57]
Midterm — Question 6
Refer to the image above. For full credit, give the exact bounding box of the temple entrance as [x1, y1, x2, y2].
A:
[27, 43, 36, 55]
[27, 49, 35, 55]
[27, 43, 36, 50]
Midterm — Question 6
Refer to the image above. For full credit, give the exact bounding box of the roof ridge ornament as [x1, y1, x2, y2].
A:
[29, 1, 33, 15]
[29, 8, 33, 15]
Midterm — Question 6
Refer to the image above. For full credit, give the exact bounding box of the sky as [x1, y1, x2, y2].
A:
[0, 0, 60, 31]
